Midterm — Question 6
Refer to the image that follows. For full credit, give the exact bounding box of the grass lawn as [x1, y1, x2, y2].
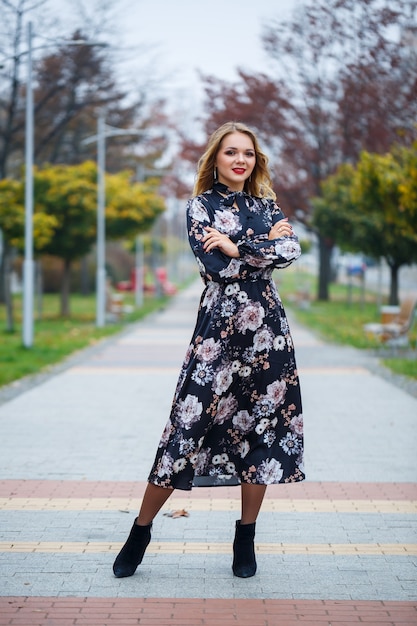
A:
[276, 268, 417, 380]
[0, 291, 170, 388]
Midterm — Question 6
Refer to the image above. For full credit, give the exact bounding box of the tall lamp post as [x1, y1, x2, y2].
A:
[83, 121, 145, 327]
[20, 22, 107, 347]
[23, 21, 34, 348]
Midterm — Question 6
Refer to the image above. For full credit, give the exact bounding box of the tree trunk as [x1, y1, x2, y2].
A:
[36, 260, 43, 321]
[3, 242, 15, 332]
[317, 235, 333, 301]
[0, 240, 6, 304]
[80, 255, 90, 296]
[388, 263, 400, 306]
[61, 258, 72, 317]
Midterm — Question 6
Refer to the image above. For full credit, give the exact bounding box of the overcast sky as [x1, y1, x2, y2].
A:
[50, 0, 298, 98]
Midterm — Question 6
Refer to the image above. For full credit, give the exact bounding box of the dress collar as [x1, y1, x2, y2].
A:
[213, 182, 253, 207]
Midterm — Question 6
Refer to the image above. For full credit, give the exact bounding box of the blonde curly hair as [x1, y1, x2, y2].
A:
[193, 121, 276, 200]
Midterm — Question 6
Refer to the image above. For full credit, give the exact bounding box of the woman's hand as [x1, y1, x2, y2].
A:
[202, 227, 240, 258]
[268, 218, 293, 240]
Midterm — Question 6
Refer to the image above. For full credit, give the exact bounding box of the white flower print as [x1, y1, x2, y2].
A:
[239, 440, 250, 458]
[235, 301, 265, 334]
[220, 299, 236, 317]
[225, 282, 240, 296]
[287, 335, 293, 349]
[236, 290, 248, 303]
[202, 282, 220, 311]
[254, 396, 275, 419]
[253, 326, 274, 352]
[194, 448, 210, 474]
[290, 414, 303, 435]
[233, 410, 255, 433]
[243, 346, 255, 364]
[197, 337, 222, 363]
[275, 239, 301, 261]
[196, 256, 206, 276]
[280, 317, 289, 335]
[177, 394, 203, 430]
[231, 360, 241, 372]
[266, 380, 287, 406]
[219, 258, 242, 278]
[273, 335, 286, 351]
[257, 458, 284, 483]
[213, 366, 234, 395]
[263, 431, 276, 448]
[280, 432, 302, 455]
[179, 438, 195, 455]
[192, 362, 214, 386]
[238, 365, 252, 377]
[157, 451, 174, 477]
[226, 461, 236, 474]
[173, 458, 187, 473]
[212, 454, 222, 465]
[214, 393, 238, 425]
[213, 209, 241, 235]
[189, 198, 209, 223]
[255, 417, 270, 435]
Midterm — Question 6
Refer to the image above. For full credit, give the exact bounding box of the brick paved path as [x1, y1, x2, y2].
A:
[1, 280, 416, 625]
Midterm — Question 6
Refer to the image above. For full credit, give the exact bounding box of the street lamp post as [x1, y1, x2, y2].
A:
[83, 123, 146, 327]
[22, 21, 34, 348]
[96, 113, 106, 327]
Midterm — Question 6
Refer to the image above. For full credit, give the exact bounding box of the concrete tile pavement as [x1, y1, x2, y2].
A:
[0, 278, 416, 624]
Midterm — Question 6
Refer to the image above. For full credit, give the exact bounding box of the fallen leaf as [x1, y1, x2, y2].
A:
[163, 509, 189, 518]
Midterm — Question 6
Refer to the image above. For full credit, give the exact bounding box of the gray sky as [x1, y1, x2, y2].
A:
[51, 0, 298, 95]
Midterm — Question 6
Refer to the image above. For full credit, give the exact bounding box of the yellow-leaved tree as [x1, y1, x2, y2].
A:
[35, 162, 165, 316]
[0, 178, 57, 331]
[312, 143, 417, 304]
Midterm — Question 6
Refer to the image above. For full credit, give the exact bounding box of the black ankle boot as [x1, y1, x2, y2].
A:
[113, 518, 152, 578]
[232, 520, 257, 578]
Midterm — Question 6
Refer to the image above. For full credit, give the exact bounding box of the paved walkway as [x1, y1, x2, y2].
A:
[0, 279, 416, 625]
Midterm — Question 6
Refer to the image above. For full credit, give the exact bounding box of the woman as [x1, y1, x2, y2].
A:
[113, 121, 304, 580]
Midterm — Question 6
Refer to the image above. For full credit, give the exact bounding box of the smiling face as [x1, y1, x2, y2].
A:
[215, 131, 256, 191]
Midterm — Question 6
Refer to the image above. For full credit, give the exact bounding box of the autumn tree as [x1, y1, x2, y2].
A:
[34, 161, 165, 316]
[0, 177, 57, 330]
[312, 144, 417, 304]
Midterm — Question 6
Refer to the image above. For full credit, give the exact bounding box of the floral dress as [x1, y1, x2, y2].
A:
[148, 182, 305, 490]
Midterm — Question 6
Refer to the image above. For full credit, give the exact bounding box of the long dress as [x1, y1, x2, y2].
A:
[147, 182, 305, 490]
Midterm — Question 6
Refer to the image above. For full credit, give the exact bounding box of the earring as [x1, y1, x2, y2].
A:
[214, 166, 217, 182]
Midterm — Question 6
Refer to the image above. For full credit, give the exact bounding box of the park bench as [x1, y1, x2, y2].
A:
[363, 296, 417, 348]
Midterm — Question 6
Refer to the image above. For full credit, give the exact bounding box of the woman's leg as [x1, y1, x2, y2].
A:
[232, 483, 267, 578]
[240, 483, 267, 524]
[137, 483, 174, 525]
[113, 483, 174, 578]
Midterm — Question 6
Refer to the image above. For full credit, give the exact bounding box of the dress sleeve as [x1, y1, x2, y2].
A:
[187, 196, 301, 284]
[237, 199, 301, 271]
